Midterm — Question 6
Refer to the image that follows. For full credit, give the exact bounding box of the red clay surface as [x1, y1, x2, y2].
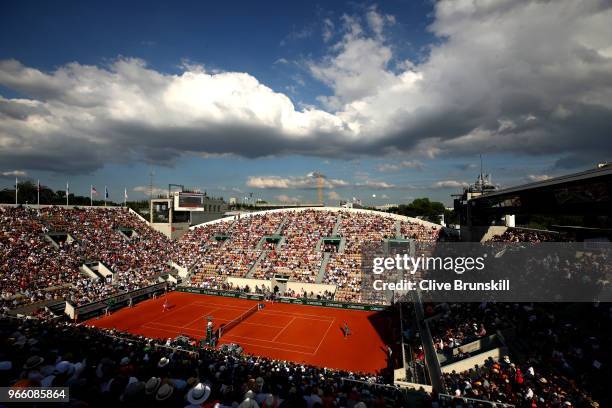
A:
[86, 291, 400, 374]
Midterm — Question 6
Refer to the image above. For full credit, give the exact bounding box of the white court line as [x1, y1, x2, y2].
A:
[148, 319, 286, 331]
[192, 301, 335, 321]
[181, 307, 219, 329]
[313, 317, 336, 355]
[223, 332, 315, 350]
[259, 310, 332, 322]
[145, 321, 203, 332]
[147, 302, 199, 323]
[257, 307, 336, 320]
[192, 301, 251, 311]
[142, 323, 203, 337]
[271, 316, 296, 342]
[142, 323, 317, 355]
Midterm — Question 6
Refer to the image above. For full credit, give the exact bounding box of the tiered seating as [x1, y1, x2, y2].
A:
[1, 206, 442, 307]
[325, 253, 361, 302]
[252, 210, 336, 282]
[1, 315, 403, 407]
[182, 212, 284, 288]
[1, 206, 178, 307]
[400, 220, 440, 241]
[181, 210, 441, 301]
[323, 212, 396, 302]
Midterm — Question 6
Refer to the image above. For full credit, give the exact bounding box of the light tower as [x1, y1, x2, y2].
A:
[308, 171, 325, 205]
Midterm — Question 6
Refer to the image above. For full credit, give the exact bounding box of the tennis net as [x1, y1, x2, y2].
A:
[218, 304, 259, 338]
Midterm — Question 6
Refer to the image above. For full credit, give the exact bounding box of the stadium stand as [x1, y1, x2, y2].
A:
[416, 230, 607, 408]
[183, 208, 439, 302]
[1, 206, 440, 307]
[0, 315, 412, 408]
[0, 206, 606, 408]
[1, 206, 179, 309]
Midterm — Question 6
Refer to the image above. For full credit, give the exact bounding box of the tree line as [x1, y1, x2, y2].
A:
[386, 197, 457, 225]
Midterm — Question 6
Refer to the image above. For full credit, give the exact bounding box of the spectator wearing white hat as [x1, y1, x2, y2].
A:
[185, 382, 211, 408]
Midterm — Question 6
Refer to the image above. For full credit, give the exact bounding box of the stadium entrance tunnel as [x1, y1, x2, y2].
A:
[116, 227, 138, 239]
[44, 232, 76, 248]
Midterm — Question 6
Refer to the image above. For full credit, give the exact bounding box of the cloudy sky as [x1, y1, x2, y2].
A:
[1, 0, 611, 205]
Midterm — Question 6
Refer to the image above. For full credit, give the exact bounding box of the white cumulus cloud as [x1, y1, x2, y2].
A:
[133, 185, 167, 197]
[0, 1, 611, 174]
[1, 170, 28, 178]
[431, 180, 469, 189]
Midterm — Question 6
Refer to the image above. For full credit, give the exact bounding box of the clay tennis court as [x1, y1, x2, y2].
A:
[86, 291, 400, 374]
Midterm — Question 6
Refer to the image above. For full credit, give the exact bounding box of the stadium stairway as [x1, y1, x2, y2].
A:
[332, 213, 342, 236]
[315, 252, 331, 283]
[256, 238, 265, 250]
[395, 221, 403, 238]
[274, 215, 288, 235]
[414, 292, 445, 394]
[246, 250, 270, 278]
[79, 264, 105, 281]
[337, 237, 346, 253]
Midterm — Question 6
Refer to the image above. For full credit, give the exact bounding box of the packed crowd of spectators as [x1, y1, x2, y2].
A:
[419, 228, 607, 406]
[253, 210, 336, 282]
[400, 222, 440, 242]
[429, 303, 507, 355]
[325, 215, 440, 303]
[2, 206, 609, 407]
[486, 228, 609, 302]
[1, 206, 441, 308]
[181, 213, 285, 287]
[490, 229, 568, 243]
[1, 206, 178, 308]
[1, 315, 415, 407]
[427, 301, 607, 408]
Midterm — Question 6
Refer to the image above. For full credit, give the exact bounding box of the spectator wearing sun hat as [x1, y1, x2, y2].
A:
[156, 382, 176, 406]
[21, 355, 44, 382]
[121, 380, 146, 406]
[185, 382, 211, 408]
[145, 376, 162, 404]
[239, 391, 260, 408]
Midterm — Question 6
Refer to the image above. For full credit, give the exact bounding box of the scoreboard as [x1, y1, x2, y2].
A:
[174, 192, 204, 211]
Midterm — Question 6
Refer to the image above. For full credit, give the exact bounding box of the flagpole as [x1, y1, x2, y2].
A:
[104, 185, 107, 207]
[124, 188, 127, 207]
[37, 180, 40, 207]
[15, 177, 18, 205]
[66, 182, 69, 206]
[90, 185, 93, 206]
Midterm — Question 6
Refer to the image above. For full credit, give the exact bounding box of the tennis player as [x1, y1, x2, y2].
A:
[343, 321, 351, 338]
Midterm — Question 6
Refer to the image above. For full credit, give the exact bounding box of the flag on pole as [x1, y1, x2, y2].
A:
[37, 180, 40, 206]
[124, 188, 128, 206]
[66, 182, 69, 206]
[90, 185, 97, 206]
[105, 186, 109, 199]
[15, 177, 18, 205]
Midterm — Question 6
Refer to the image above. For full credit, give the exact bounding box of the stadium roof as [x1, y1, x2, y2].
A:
[465, 164, 612, 217]
[471, 164, 612, 199]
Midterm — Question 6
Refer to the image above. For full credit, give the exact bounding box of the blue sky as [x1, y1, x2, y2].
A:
[1, 0, 611, 205]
